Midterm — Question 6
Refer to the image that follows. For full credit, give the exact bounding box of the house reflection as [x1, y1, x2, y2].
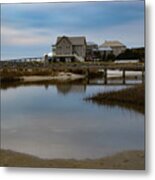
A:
[56, 84, 87, 95]
[44, 84, 49, 90]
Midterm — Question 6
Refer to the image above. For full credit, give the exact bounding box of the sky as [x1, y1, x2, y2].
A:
[1, 0, 145, 60]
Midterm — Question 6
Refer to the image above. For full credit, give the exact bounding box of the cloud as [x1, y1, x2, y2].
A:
[1, 25, 56, 59]
[1, 26, 52, 46]
[1, 1, 144, 30]
[84, 19, 144, 48]
[1, 18, 144, 60]
[1, 1, 144, 59]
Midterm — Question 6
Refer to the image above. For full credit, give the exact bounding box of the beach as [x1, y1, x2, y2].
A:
[22, 72, 85, 82]
[0, 149, 144, 169]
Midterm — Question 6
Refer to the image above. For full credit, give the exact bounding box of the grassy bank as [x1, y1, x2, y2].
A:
[85, 84, 145, 114]
[0, 62, 102, 82]
[0, 149, 144, 169]
[0, 61, 144, 82]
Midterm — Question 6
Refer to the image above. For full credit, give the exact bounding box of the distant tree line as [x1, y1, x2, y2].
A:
[92, 51, 116, 61]
[86, 47, 145, 62]
[116, 47, 145, 61]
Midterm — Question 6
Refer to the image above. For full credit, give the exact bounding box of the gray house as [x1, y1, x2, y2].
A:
[100, 40, 126, 56]
[53, 36, 87, 62]
[86, 42, 98, 61]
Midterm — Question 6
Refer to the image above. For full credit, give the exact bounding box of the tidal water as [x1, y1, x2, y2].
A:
[1, 82, 144, 159]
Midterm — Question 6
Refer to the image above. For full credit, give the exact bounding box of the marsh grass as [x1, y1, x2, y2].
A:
[85, 84, 145, 114]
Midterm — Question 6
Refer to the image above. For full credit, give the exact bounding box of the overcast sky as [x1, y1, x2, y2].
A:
[1, 1, 144, 60]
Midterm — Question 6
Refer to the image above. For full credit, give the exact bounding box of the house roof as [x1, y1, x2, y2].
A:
[56, 36, 86, 45]
[100, 40, 126, 48]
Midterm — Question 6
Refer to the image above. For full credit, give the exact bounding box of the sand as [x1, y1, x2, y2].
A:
[17, 70, 142, 83]
[0, 149, 145, 170]
[22, 72, 85, 82]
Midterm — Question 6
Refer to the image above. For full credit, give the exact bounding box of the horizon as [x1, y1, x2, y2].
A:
[1, 1, 145, 60]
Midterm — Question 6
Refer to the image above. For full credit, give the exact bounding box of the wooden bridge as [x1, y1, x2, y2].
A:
[102, 68, 144, 84]
[1, 57, 43, 62]
[0, 59, 145, 84]
[85, 65, 145, 85]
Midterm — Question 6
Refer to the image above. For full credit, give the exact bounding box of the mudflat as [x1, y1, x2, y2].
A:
[0, 149, 144, 169]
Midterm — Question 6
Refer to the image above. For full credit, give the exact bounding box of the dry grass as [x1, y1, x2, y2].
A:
[0, 61, 144, 82]
[85, 84, 145, 114]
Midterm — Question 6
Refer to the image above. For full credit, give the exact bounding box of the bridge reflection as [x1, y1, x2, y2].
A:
[0, 78, 143, 91]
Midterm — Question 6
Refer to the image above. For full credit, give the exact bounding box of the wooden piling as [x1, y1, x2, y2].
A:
[104, 68, 107, 84]
[123, 69, 125, 84]
[142, 69, 145, 83]
[86, 68, 89, 77]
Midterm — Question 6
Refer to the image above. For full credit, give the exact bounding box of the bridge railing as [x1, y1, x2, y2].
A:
[1, 57, 43, 62]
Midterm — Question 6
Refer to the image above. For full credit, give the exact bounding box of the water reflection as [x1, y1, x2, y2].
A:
[56, 84, 87, 95]
[1, 83, 144, 159]
[0, 78, 142, 91]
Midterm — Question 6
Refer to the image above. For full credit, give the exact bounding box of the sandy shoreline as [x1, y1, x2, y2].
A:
[21, 72, 85, 82]
[0, 149, 144, 169]
[21, 70, 142, 82]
